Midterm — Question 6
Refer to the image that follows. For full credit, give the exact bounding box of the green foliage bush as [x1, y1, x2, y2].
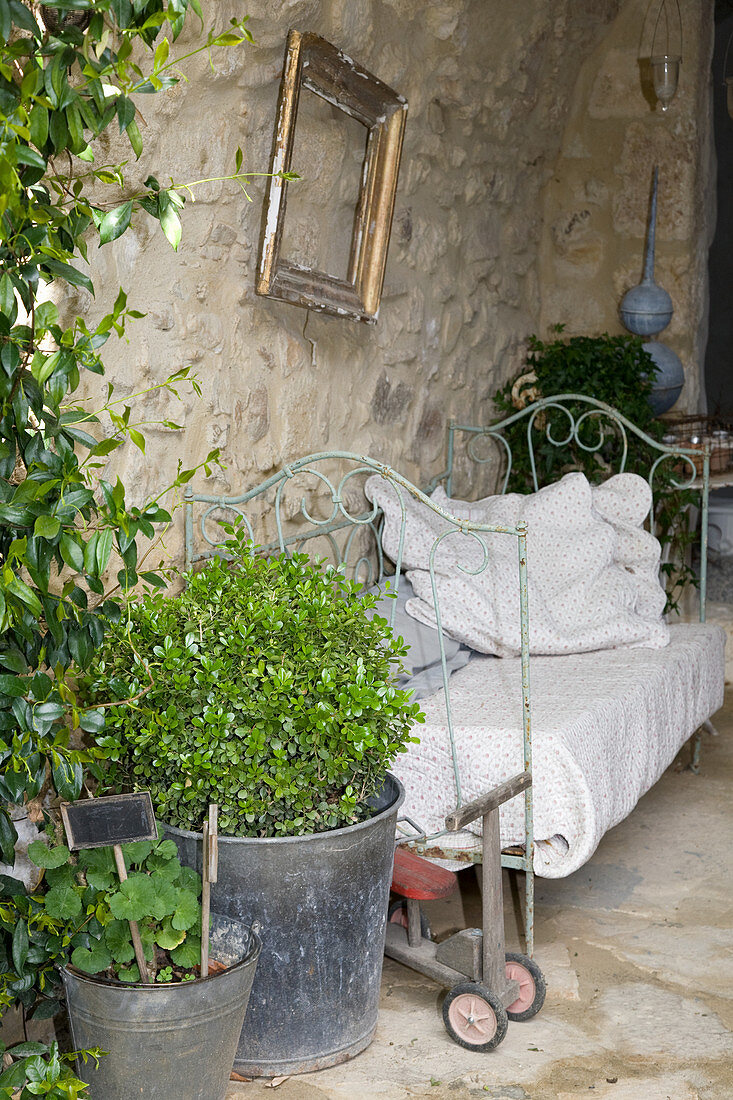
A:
[0, 1038, 100, 1099]
[0, 0, 255, 1018]
[0, 0, 252, 859]
[82, 544, 423, 838]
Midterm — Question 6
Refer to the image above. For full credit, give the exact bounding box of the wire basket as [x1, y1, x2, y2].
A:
[660, 415, 733, 476]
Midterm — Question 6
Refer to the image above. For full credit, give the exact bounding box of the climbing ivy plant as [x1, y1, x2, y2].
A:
[0, 0, 257, 1014]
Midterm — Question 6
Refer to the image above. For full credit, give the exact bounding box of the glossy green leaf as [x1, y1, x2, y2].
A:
[29, 103, 48, 149]
[128, 428, 145, 452]
[78, 708, 105, 733]
[0, 673, 27, 697]
[0, 809, 18, 863]
[8, 0, 41, 38]
[51, 757, 83, 801]
[34, 514, 60, 539]
[126, 118, 143, 158]
[95, 528, 113, 574]
[11, 919, 28, 975]
[99, 201, 132, 246]
[159, 203, 181, 251]
[41, 258, 94, 294]
[0, 0, 11, 43]
[60, 533, 85, 572]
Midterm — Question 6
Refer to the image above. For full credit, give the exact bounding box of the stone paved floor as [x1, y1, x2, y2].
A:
[227, 695, 733, 1100]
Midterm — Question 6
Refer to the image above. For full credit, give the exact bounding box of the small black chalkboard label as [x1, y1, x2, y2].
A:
[60, 792, 157, 850]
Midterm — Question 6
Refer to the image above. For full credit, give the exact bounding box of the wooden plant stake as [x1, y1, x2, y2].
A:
[200, 804, 218, 979]
[112, 844, 149, 984]
[60, 792, 158, 986]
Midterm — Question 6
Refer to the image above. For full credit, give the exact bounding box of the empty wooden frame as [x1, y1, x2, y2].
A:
[256, 30, 408, 324]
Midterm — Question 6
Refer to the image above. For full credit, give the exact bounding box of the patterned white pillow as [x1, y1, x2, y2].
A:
[365, 472, 669, 657]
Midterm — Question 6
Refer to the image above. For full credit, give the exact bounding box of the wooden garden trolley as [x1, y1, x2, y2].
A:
[386, 771, 545, 1052]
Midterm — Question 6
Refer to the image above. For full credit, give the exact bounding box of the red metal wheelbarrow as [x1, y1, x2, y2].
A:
[386, 772, 545, 1051]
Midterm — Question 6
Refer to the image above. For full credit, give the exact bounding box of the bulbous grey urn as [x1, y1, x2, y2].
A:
[643, 340, 684, 416]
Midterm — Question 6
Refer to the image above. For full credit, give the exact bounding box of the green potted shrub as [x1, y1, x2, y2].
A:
[19, 831, 260, 1099]
[80, 535, 423, 1077]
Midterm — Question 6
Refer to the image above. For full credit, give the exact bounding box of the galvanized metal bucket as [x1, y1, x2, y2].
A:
[61, 915, 261, 1100]
[167, 773, 404, 1077]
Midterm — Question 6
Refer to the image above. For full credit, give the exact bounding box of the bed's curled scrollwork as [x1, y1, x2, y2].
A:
[438, 393, 711, 620]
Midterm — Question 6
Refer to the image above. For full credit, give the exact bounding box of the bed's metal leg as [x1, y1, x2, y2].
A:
[690, 727, 703, 774]
[690, 719, 719, 774]
[525, 851, 534, 958]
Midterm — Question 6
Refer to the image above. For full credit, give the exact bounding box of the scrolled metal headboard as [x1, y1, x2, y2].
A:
[436, 393, 711, 621]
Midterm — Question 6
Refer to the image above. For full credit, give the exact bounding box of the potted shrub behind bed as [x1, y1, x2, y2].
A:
[83, 538, 422, 1076]
[25, 832, 260, 1099]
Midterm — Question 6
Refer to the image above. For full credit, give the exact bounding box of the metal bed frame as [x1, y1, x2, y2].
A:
[183, 394, 713, 955]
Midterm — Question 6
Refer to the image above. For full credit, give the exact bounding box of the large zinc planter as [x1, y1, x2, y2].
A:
[167, 774, 404, 1077]
[61, 915, 261, 1100]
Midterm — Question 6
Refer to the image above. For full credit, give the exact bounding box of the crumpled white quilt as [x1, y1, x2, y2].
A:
[391, 623, 725, 877]
[365, 472, 669, 656]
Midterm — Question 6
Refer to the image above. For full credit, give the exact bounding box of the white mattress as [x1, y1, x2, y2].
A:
[392, 623, 726, 878]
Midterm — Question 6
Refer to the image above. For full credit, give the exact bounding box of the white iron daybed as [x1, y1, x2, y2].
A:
[183, 394, 725, 952]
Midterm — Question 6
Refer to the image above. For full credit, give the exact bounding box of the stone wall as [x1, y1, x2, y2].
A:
[71, 0, 714, 569]
[538, 0, 715, 413]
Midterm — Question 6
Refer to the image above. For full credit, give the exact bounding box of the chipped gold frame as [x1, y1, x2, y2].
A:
[256, 30, 408, 324]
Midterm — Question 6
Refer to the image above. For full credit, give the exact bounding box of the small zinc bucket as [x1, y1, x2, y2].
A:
[61, 915, 261, 1100]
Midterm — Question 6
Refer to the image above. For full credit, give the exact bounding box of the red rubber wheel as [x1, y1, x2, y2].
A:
[442, 983, 508, 1051]
[505, 952, 546, 1021]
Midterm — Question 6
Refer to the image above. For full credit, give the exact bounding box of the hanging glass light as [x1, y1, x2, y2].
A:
[651, 55, 681, 111]
[649, 0, 683, 112]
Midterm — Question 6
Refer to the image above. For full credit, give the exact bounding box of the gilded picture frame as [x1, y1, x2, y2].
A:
[256, 30, 408, 324]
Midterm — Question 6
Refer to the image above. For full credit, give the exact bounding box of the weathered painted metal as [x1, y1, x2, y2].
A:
[642, 339, 685, 415]
[617, 167, 682, 414]
[184, 394, 712, 960]
[619, 167, 673, 337]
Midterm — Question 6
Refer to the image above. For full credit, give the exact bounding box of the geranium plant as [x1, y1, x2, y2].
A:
[81, 533, 424, 838]
[10, 830, 204, 992]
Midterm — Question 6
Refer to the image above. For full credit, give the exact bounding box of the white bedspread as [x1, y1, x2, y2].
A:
[392, 623, 725, 878]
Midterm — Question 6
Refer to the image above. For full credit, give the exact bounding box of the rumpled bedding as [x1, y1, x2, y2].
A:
[391, 623, 725, 877]
[363, 471, 725, 877]
[365, 472, 669, 657]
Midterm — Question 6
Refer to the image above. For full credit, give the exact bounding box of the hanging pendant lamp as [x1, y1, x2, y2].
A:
[648, 0, 683, 112]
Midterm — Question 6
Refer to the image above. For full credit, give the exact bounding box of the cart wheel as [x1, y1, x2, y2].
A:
[442, 983, 508, 1051]
[505, 952, 546, 1021]
[387, 900, 431, 940]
